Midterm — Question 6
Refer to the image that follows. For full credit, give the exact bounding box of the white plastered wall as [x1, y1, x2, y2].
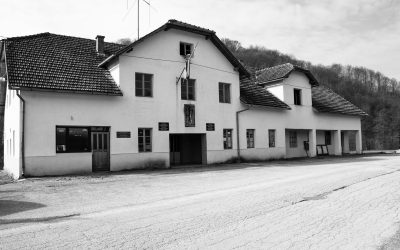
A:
[21, 28, 242, 176]
[3, 87, 22, 179]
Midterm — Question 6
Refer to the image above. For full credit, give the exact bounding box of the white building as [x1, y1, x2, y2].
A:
[0, 20, 367, 179]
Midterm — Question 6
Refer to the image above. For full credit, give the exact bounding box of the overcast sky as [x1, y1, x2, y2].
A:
[1, 0, 399, 80]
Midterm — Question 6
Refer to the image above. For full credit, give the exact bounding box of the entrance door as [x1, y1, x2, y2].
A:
[92, 132, 110, 171]
[170, 134, 204, 166]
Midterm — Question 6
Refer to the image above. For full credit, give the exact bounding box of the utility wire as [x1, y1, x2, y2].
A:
[121, 54, 237, 75]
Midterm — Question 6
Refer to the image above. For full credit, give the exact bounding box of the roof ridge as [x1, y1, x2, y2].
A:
[255, 63, 293, 73]
[7, 32, 124, 47]
[6, 32, 51, 41]
[167, 19, 216, 34]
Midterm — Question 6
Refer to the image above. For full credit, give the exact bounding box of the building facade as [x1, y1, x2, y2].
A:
[1, 20, 367, 179]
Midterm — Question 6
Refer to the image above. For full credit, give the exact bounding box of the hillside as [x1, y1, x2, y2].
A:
[222, 39, 400, 150]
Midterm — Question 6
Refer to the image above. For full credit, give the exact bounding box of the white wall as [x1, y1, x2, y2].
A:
[3, 87, 22, 179]
[21, 28, 242, 176]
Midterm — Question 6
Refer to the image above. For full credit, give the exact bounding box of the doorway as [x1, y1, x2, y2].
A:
[170, 134, 206, 166]
[92, 131, 110, 171]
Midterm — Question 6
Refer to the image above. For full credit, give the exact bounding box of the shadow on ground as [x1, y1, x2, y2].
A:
[0, 200, 46, 217]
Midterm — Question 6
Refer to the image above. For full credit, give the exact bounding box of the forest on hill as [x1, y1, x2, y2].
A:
[222, 39, 400, 150]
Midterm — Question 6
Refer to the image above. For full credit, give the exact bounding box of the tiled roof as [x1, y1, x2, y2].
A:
[99, 19, 250, 77]
[240, 76, 291, 110]
[4, 33, 124, 95]
[312, 85, 368, 116]
[255, 63, 319, 86]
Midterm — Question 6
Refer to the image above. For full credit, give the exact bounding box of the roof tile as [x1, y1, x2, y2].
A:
[5, 33, 124, 95]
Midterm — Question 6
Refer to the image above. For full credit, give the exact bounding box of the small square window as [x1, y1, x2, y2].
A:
[294, 88, 302, 105]
[219, 83, 231, 103]
[180, 42, 193, 56]
[223, 129, 233, 149]
[247, 129, 255, 148]
[138, 128, 152, 152]
[181, 79, 195, 100]
[269, 129, 276, 148]
[135, 73, 153, 97]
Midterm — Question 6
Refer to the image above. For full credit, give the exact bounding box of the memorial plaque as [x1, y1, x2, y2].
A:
[116, 131, 131, 138]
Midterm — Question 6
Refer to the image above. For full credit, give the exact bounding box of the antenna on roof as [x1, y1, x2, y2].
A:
[123, 0, 155, 40]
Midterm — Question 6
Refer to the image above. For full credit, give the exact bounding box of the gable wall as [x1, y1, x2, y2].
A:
[21, 29, 243, 176]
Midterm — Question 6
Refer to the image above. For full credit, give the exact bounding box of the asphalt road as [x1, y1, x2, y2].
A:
[1, 155, 400, 249]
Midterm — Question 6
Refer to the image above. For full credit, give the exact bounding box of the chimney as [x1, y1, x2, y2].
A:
[96, 35, 105, 55]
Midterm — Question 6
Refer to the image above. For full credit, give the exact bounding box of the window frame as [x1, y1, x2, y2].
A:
[268, 129, 276, 148]
[181, 78, 196, 101]
[138, 128, 152, 153]
[289, 131, 298, 148]
[56, 126, 91, 153]
[223, 129, 233, 149]
[246, 129, 255, 148]
[219, 82, 231, 103]
[135, 72, 153, 97]
[180, 42, 193, 56]
[293, 88, 302, 105]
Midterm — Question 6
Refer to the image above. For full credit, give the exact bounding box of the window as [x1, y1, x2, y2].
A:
[289, 131, 297, 148]
[325, 131, 332, 145]
[223, 129, 233, 149]
[269, 129, 276, 148]
[135, 73, 153, 97]
[294, 88, 302, 105]
[181, 79, 195, 100]
[247, 129, 255, 148]
[219, 83, 231, 103]
[56, 126, 90, 153]
[180, 42, 193, 56]
[138, 128, 152, 152]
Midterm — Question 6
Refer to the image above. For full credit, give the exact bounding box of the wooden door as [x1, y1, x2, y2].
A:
[92, 132, 110, 171]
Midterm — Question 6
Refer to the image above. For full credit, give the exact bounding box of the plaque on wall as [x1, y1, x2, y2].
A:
[184, 104, 195, 127]
[206, 123, 215, 131]
[116, 131, 131, 138]
[158, 122, 169, 131]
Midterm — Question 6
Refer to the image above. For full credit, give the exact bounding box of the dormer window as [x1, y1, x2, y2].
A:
[180, 42, 193, 56]
[294, 88, 302, 105]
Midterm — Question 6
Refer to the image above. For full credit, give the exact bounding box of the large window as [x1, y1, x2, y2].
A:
[269, 129, 276, 148]
[223, 129, 233, 149]
[180, 42, 193, 56]
[247, 129, 255, 148]
[289, 131, 297, 148]
[294, 88, 302, 105]
[325, 131, 332, 145]
[56, 126, 90, 153]
[219, 83, 231, 103]
[181, 79, 195, 100]
[138, 128, 152, 152]
[135, 73, 153, 97]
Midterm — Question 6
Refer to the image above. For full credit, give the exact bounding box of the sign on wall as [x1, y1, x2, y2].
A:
[206, 123, 215, 131]
[116, 131, 131, 138]
[184, 104, 195, 127]
[158, 122, 169, 131]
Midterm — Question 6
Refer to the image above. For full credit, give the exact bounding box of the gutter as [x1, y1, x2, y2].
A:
[236, 105, 251, 163]
[16, 90, 25, 176]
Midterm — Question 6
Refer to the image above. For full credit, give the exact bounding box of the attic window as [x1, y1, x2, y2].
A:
[180, 42, 193, 56]
[294, 88, 302, 105]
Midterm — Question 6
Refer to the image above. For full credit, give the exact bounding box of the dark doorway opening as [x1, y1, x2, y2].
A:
[169, 134, 206, 166]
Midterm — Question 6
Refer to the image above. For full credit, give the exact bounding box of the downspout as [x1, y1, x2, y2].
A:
[236, 105, 251, 163]
[16, 90, 25, 176]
